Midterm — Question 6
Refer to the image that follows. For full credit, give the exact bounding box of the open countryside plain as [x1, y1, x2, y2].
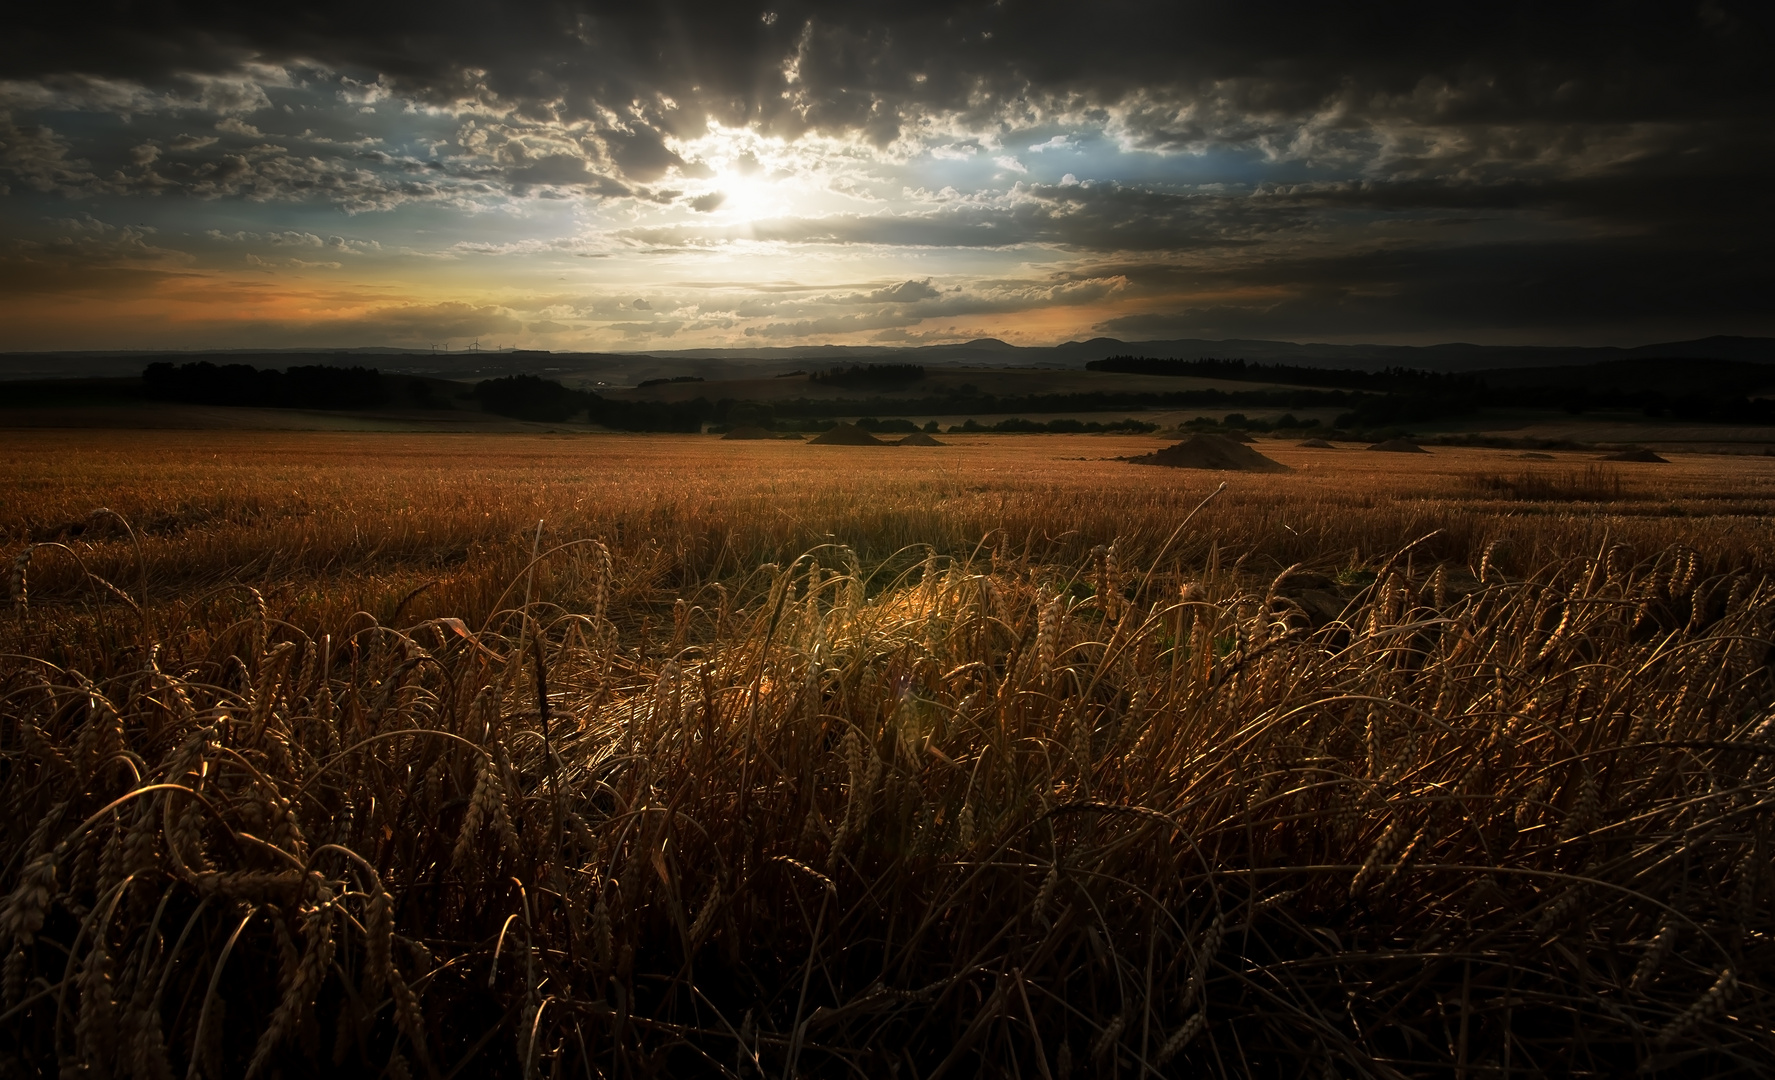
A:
[5, 429, 1775, 1076]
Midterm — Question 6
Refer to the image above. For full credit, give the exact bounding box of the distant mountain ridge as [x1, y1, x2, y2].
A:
[631, 335, 1775, 372]
[2, 335, 1770, 381]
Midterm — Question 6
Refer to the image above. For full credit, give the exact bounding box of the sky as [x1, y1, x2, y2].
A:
[1, 1, 1770, 353]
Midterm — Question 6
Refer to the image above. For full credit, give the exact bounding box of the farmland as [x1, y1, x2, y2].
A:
[4, 429, 1775, 1077]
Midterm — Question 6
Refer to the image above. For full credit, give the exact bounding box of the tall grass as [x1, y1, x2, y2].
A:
[3, 433, 1775, 1075]
[4, 503, 1774, 1075]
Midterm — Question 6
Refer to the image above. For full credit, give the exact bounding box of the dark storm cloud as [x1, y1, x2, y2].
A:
[1089, 238, 1775, 340]
[5, 2, 1769, 153]
[5, 4, 1769, 201]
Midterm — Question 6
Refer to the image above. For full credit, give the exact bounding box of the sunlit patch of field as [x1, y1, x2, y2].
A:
[3, 430, 1774, 1076]
[5, 431, 1774, 632]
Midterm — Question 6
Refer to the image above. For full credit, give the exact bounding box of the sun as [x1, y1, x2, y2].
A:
[674, 124, 797, 221]
[704, 164, 784, 220]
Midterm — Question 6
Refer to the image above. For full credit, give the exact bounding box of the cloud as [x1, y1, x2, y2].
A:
[630, 298, 652, 309]
[0, 117, 95, 193]
[323, 300, 522, 341]
[619, 180, 1264, 252]
[3, 9, 1762, 203]
[651, 271, 1125, 343]
[744, 310, 920, 338]
[1086, 238, 1775, 341]
[598, 125, 685, 182]
[867, 279, 940, 302]
[5, 4, 1760, 159]
[203, 228, 377, 254]
[177, 150, 488, 212]
[0, 212, 192, 301]
[0, 4, 1770, 346]
[186, 71, 276, 115]
[609, 319, 683, 338]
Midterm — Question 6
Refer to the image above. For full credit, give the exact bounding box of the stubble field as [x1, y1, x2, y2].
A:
[3, 429, 1775, 1078]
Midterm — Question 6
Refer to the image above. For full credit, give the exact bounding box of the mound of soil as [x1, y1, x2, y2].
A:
[1519, 452, 1555, 460]
[721, 425, 775, 440]
[897, 431, 946, 446]
[1367, 438, 1428, 453]
[809, 423, 887, 446]
[1297, 438, 1334, 448]
[1605, 448, 1668, 463]
[1128, 434, 1291, 472]
[1223, 429, 1256, 443]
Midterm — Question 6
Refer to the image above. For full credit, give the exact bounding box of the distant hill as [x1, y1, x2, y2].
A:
[629, 335, 1775, 373]
[2, 335, 1771, 381]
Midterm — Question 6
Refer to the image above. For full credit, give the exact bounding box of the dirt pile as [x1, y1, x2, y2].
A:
[1368, 438, 1428, 453]
[1605, 448, 1668, 462]
[809, 423, 887, 446]
[897, 431, 946, 446]
[721, 425, 775, 440]
[1297, 438, 1334, 448]
[1128, 434, 1290, 472]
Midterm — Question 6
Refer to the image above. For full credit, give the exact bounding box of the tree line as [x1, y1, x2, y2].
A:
[143, 362, 389, 409]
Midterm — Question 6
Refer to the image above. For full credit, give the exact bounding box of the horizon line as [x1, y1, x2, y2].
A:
[1, 333, 1769, 359]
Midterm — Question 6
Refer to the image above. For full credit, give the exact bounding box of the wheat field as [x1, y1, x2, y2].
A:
[3, 430, 1775, 1077]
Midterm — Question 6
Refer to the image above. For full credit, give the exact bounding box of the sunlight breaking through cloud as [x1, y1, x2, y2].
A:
[0, 3, 1769, 350]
